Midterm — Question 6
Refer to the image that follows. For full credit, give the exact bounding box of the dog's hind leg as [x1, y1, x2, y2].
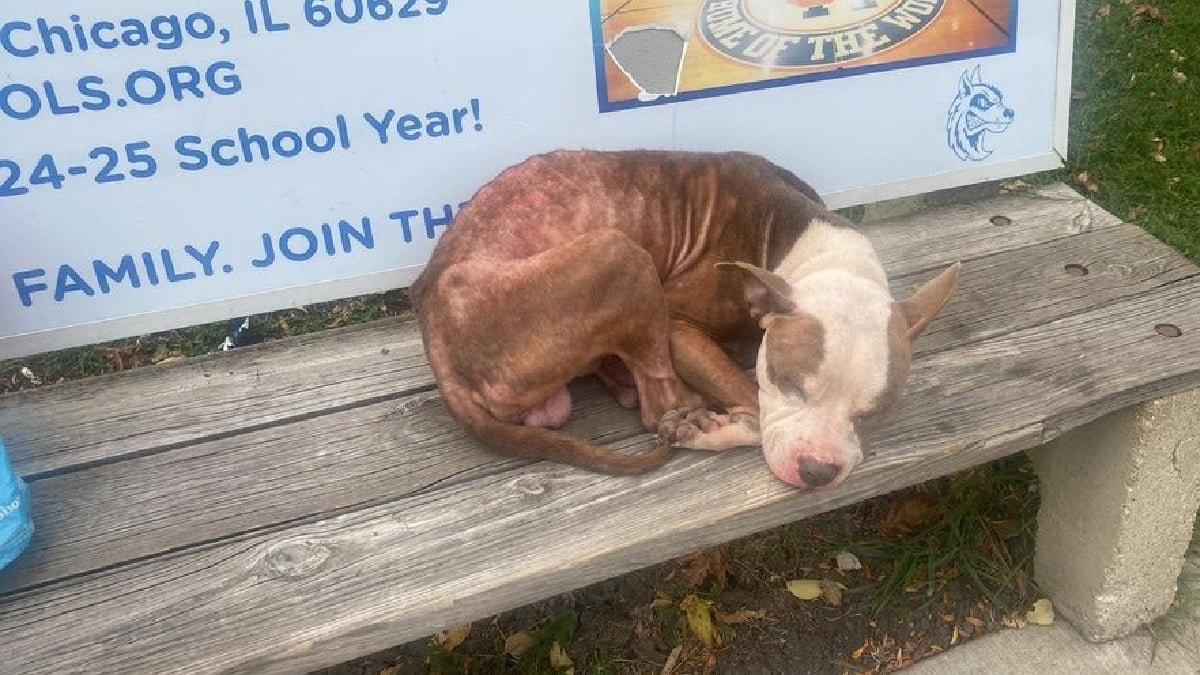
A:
[418, 229, 702, 471]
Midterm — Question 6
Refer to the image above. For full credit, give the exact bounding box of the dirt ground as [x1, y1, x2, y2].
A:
[311, 458, 1042, 675]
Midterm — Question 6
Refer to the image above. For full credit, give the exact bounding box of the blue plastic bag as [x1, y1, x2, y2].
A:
[0, 437, 33, 571]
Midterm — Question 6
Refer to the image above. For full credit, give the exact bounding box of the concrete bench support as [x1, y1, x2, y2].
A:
[1030, 387, 1200, 642]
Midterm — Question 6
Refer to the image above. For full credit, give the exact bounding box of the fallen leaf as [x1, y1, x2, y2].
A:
[679, 549, 728, 590]
[660, 645, 683, 675]
[990, 519, 1021, 540]
[851, 638, 870, 659]
[715, 609, 766, 624]
[950, 624, 960, 645]
[434, 623, 472, 650]
[505, 631, 535, 658]
[820, 580, 846, 607]
[836, 551, 862, 571]
[651, 591, 674, 610]
[1169, 48, 1185, 63]
[941, 613, 956, 623]
[680, 594, 717, 647]
[549, 641, 574, 670]
[1076, 170, 1101, 192]
[875, 493, 945, 537]
[966, 616, 986, 630]
[1129, 3, 1164, 23]
[786, 579, 823, 600]
[1001, 612, 1028, 629]
[1153, 152, 1168, 163]
[1173, 69, 1187, 84]
[1026, 598, 1056, 625]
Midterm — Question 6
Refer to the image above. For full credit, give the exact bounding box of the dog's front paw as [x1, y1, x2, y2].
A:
[656, 407, 689, 445]
[671, 410, 761, 452]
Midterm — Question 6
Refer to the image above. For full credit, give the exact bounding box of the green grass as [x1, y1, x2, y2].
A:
[1030, 0, 1200, 263]
[841, 455, 1042, 617]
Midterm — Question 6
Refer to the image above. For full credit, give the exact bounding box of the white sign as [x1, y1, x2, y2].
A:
[0, 0, 1074, 359]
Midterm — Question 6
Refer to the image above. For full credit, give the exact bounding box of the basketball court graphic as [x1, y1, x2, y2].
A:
[592, 0, 1017, 111]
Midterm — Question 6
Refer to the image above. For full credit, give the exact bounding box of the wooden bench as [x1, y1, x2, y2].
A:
[2, 182, 1200, 674]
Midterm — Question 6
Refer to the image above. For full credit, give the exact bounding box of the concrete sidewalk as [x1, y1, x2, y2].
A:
[907, 562, 1200, 674]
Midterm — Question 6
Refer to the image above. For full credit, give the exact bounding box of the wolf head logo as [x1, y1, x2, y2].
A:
[946, 65, 1014, 162]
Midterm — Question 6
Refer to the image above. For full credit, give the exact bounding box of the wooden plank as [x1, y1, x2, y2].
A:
[0, 183, 1113, 477]
[4, 275, 1200, 675]
[1, 316, 428, 477]
[2, 222, 1185, 595]
[860, 182, 1123, 280]
[0, 380, 629, 594]
[893, 223, 1199, 354]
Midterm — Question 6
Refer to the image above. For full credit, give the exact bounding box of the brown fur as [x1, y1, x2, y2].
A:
[764, 312, 826, 398]
[411, 150, 828, 474]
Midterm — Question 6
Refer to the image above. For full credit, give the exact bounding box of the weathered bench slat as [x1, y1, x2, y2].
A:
[0, 381, 624, 594]
[1, 317, 430, 478]
[0, 184, 1116, 478]
[0, 221, 1183, 596]
[3, 267, 1199, 675]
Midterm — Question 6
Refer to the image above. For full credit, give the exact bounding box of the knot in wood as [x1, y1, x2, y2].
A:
[263, 540, 333, 579]
[511, 475, 548, 497]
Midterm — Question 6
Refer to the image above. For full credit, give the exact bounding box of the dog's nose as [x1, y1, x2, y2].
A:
[797, 457, 840, 488]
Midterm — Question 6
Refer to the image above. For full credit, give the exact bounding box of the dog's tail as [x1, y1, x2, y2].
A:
[436, 373, 675, 476]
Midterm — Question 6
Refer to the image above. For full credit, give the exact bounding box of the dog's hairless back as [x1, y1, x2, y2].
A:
[415, 150, 825, 340]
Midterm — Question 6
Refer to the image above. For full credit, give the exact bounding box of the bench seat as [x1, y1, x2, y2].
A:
[2, 183, 1199, 674]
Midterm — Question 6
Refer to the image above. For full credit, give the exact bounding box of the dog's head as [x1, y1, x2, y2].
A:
[719, 260, 961, 490]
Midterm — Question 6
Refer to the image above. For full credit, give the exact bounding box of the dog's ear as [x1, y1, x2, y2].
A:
[897, 262, 962, 341]
[716, 261, 797, 324]
[960, 70, 973, 97]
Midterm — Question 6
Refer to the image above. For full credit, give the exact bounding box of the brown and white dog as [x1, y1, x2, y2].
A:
[410, 149, 960, 490]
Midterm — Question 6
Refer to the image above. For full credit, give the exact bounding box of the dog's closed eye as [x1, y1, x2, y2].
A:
[764, 312, 825, 397]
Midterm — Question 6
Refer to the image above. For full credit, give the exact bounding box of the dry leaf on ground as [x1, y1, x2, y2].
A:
[836, 551, 862, 571]
[679, 549, 728, 590]
[1129, 3, 1165, 23]
[786, 579, 823, 600]
[680, 594, 717, 647]
[715, 609, 766, 624]
[433, 623, 471, 650]
[660, 645, 683, 675]
[1076, 171, 1101, 192]
[505, 631, 535, 658]
[549, 641, 574, 670]
[1026, 598, 1056, 625]
[820, 580, 846, 607]
[875, 493, 944, 537]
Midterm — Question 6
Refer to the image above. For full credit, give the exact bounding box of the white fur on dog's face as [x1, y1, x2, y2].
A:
[739, 219, 913, 489]
[756, 267, 899, 488]
[721, 220, 960, 490]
